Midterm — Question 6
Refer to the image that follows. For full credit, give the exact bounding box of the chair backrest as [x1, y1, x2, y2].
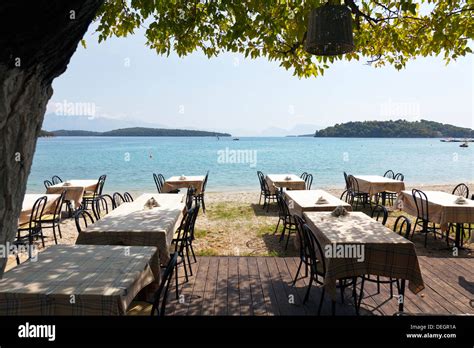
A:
[343, 172, 350, 189]
[151, 252, 178, 316]
[123, 192, 134, 202]
[158, 174, 166, 187]
[175, 203, 200, 252]
[452, 183, 469, 198]
[304, 173, 313, 190]
[293, 214, 308, 258]
[259, 173, 274, 195]
[371, 204, 388, 225]
[112, 192, 125, 207]
[51, 175, 63, 184]
[201, 171, 209, 193]
[301, 223, 326, 277]
[44, 180, 53, 189]
[74, 209, 95, 233]
[383, 170, 395, 179]
[93, 194, 114, 219]
[96, 175, 107, 195]
[394, 172, 404, 181]
[185, 187, 196, 210]
[276, 191, 287, 217]
[257, 171, 265, 191]
[393, 215, 411, 239]
[347, 175, 360, 194]
[340, 190, 352, 204]
[300, 172, 308, 180]
[52, 191, 66, 220]
[153, 173, 162, 193]
[26, 196, 47, 231]
[412, 189, 429, 220]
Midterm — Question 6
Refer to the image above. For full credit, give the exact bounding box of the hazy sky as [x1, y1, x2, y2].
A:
[48, 24, 473, 136]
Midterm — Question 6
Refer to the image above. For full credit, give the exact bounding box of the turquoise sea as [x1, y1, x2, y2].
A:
[27, 137, 474, 193]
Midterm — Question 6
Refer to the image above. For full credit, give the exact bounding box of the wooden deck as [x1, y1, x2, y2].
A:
[164, 255, 474, 316]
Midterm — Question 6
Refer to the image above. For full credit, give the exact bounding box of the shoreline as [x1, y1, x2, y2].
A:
[26, 181, 474, 196]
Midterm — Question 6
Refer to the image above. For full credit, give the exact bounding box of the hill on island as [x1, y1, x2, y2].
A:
[48, 127, 231, 137]
[305, 120, 474, 138]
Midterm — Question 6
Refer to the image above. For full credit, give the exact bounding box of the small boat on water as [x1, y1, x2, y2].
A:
[460, 141, 469, 148]
[233, 138, 239, 141]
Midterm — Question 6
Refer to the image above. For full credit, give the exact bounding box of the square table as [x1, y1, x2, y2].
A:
[266, 174, 305, 192]
[46, 179, 98, 207]
[285, 189, 352, 217]
[162, 175, 205, 194]
[0, 244, 157, 315]
[396, 190, 474, 247]
[76, 193, 186, 275]
[20, 194, 61, 225]
[353, 175, 405, 205]
[303, 211, 424, 312]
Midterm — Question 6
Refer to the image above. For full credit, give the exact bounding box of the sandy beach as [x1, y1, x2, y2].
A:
[7, 182, 473, 271]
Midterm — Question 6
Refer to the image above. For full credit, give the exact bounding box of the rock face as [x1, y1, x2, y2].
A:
[0, 0, 104, 276]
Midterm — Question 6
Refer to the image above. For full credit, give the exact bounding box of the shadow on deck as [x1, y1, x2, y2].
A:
[159, 255, 474, 316]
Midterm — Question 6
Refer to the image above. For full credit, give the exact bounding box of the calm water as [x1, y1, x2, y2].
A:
[27, 137, 474, 193]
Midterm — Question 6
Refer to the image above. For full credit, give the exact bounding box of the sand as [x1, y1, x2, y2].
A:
[6, 182, 473, 270]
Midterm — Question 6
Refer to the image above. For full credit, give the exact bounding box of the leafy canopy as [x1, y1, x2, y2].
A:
[94, 0, 474, 77]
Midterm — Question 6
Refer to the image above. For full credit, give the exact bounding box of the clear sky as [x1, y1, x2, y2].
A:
[48, 24, 473, 136]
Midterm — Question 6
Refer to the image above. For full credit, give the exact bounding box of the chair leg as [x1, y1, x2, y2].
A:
[52, 224, 58, 245]
[181, 253, 189, 282]
[185, 244, 193, 276]
[376, 276, 380, 294]
[274, 218, 281, 235]
[303, 277, 314, 303]
[57, 221, 62, 239]
[357, 277, 365, 310]
[317, 287, 325, 315]
[292, 258, 303, 285]
[175, 263, 180, 300]
[190, 243, 197, 263]
[353, 277, 359, 315]
[279, 221, 287, 242]
[39, 229, 45, 248]
[201, 195, 206, 213]
[285, 229, 292, 250]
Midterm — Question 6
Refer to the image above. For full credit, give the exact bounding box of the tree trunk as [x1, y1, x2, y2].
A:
[0, 0, 104, 276]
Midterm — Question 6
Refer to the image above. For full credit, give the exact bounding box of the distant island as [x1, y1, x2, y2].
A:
[39, 130, 54, 137]
[300, 120, 474, 138]
[45, 127, 231, 137]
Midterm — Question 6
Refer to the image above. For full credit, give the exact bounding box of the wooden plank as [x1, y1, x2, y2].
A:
[163, 256, 473, 317]
[186, 256, 209, 315]
[256, 257, 280, 315]
[247, 257, 267, 316]
[172, 257, 201, 315]
[265, 257, 295, 315]
[274, 257, 306, 315]
[201, 257, 219, 316]
[227, 257, 240, 316]
[417, 263, 473, 314]
[214, 257, 229, 316]
[238, 257, 253, 315]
